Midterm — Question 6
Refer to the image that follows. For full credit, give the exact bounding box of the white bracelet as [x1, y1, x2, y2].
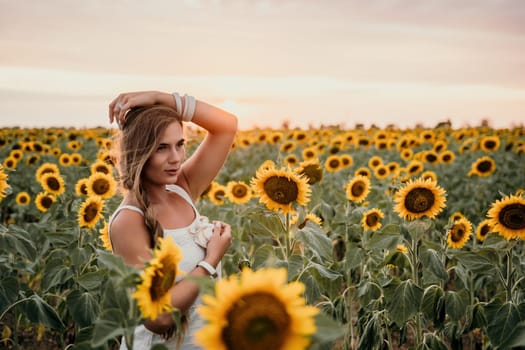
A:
[197, 260, 217, 278]
[172, 92, 182, 116]
[182, 94, 196, 122]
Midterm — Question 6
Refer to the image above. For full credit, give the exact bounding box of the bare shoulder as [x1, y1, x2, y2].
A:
[110, 209, 152, 267]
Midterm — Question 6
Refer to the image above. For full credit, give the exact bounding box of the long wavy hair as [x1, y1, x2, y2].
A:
[114, 105, 183, 247]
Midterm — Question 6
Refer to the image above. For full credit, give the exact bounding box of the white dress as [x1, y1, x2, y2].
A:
[108, 184, 220, 350]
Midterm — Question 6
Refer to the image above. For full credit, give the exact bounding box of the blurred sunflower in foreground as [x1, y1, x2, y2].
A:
[196, 267, 319, 350]
[133, 236, 183, 320]
[251, 167, 311, 214]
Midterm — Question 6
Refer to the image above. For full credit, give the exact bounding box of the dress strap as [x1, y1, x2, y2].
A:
[165, 184, 196, 209]
[108, 205, 144, 236]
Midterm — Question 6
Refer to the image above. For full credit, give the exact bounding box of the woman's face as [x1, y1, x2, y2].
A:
[143, 121, 186, 186]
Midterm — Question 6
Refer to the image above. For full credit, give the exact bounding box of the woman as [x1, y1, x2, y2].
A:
[107, 90, 237, 349]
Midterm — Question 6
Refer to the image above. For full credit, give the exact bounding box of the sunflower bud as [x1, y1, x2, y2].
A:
[332, 236, 346, 262]
[238, 259, 252, 271]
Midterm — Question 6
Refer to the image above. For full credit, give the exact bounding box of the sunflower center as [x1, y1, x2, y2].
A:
[351, 181, 365, 197]
[484, 140, 496, 149]
[93, 178, 110, 195]
[233, 185, 248, 198]
[150, 259, 176, 301]
[477, 160, 493, 173]
[450, 225, 466, 242]
[41, 196, 54, 209]
[19, 195, 29, 204]
[498, 203, 525, 230]
[83, 203, 100, 222]
[222, 292, 291, 350]
[328, 159, 340, 169]
[263, 176, 298, 205]
[479, 224, 490, 237]
[404, 187, 435, 213]
[47, 177, 60, 191]
[366, 213, 379, 227]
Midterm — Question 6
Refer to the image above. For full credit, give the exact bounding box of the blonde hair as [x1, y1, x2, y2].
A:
[114, 105, 183, 247]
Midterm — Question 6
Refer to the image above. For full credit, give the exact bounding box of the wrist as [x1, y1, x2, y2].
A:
[197, 260, 218, 278]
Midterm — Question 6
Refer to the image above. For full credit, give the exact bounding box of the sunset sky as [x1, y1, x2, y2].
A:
[1, 0, 524, 130]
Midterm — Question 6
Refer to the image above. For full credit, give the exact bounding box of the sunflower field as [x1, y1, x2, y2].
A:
[0, 123, 524, 349]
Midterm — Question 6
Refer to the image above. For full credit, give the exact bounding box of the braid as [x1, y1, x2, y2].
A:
[134, 185, 163, 248]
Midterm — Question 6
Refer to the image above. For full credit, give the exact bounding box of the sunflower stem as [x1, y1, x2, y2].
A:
[285, 213, 290, 261]
[506, 248, 513, 302]
[410, 232, 423, 345]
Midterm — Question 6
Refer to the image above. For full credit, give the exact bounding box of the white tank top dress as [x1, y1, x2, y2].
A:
[108, 184, 220, 350]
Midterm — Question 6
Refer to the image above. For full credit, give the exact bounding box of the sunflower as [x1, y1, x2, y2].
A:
[3, 156, 17, 169]
[295, 159, 323, 185]
[447, 217, 473, 249]
[400, 148, 413, 161]
[476, 219, 493, 242]
[78, 196, 105, 228]
[0, 165, 10, 199]
[487, 194, 525, 240]
[9, 149, 23, 161]
[393, 177, 446, 220]
[39, 173, 66, 196]
[374, 165, 390, 180]
[196, 267, 318, 350]
[251, 167, 311, 214]
[468, 156, 496, 177]
[86, 172, 117, 199]
[58, 153, 71, 166]
[396, 244, 409, 254]
[439, 150, 455, 164]
[449, 211, 466, 222]
[479, 135, 500, 152]
[291, 212, 323, 229]
[406, 160, 424, 177]
[90, 159, 113, 175]
[345, 175, 371, 203]
[340, 154, 353, 169]
[25, 154, 40, 166]
[70, 152, 83, 165]
[362, 208, 384, 231]
[423, 150, 439, 165]
[226, 181, 253, 204]
[98, 221, 113, 251]
[280, 141, 297, 153]
[368, 156, 383, 169]
[354, 167, 371, 178]
[421, 170, 438, 182]
[284, 154, 299, 167]
[257, 160, 275, 172]
[75, 178, 89, 196]
[35, 192, 56, 212]
[301, 146, 318, 161]
[324, 155, 343, 172]
[208, 183, 227, 205]
[36, 162, 60, 181]
[133, 236, 183, 320]
[15, 192, 30, 206]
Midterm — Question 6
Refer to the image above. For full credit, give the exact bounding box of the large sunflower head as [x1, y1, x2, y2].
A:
[447, 217, 473, 249]
[133, 236, 183, 320]
[208, 183, 227, 205]
[362, 208, 384, 232]
[295, 159, 323, 185]
[78, 196, 105, 229]
[487, 194, 525, 240]
[86, 172, 117, 199]
[196, 267, 319, 350]
[251, 167, 311, 214]
[226, 181, 253, 204]
[345, 175, 371, 203]
[468, 156, 496, 177]
[393, 177, 447, 221]
[39, 173, 66, 196]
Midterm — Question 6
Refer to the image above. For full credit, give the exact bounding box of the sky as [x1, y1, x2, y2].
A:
[0, 0, 524, 130]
